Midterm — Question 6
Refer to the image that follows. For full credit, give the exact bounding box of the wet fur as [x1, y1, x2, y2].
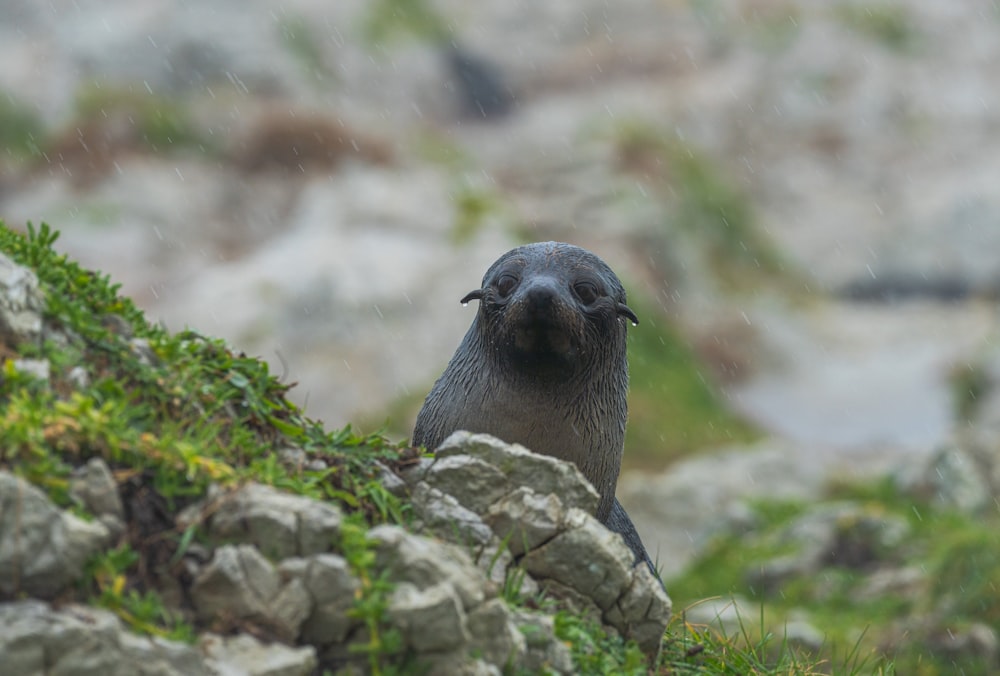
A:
[413, 242, 654, 572]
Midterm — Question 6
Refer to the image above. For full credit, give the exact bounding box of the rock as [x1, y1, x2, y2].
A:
[521, 507, 633, 611]
[618, 441, 834, 579]
[854, 566, 927, 602]
[510, 610, 574, 675]
[513, 504, 671, 656]
[0, 599, 209, 676]
[375, 460, 408, 497]
[783, 616, 825, 652]
[434, 433, 601, 516]
[192, 482, 343, 559]
[682, 596, 757, 638]
[927, 622, 999, 666]
[410, 481, 494, 546]
[0, 252, 43, 347]
[70, 457, 125, 521]
[411, 653, 501, 676]
[387, 582, 470, 654]
[483, 486, 564, 556]
[420, 455, 509, 514]
[368, 524, 489, 611]
[607, 563, 672, 658]
[291, 553, 360, 646]
[466, 598, 527, 668]
[191, 544, 309, 641]
[749, 502, 911, 593]
[128, 338, 158, 367]
[268, 578, 313, 643]
[896, 444, 992, 513]
[12, 358, 49, 381]
[67, 365, 90, 389]
[0, 471, 111, 599]
[472, 541, 539, 598]
[444, 45, 515, 120]
[201, 632, 318, 676]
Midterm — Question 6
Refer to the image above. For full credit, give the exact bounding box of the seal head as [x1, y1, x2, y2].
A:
[460, 243, 638, 386]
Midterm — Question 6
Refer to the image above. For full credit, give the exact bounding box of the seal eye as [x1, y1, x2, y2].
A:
[573, 281, 599, 305]
[496, 273, 518, 298]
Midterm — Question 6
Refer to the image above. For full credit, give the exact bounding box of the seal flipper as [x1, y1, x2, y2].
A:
[606, 497, 659, 581]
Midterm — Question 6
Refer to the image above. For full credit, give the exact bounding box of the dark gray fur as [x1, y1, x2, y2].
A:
[412, 241, 656, 575]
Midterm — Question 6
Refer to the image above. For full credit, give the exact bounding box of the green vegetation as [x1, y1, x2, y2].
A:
[362, 0, 449, 45]
[555, 612, 650, 674]
[613, 122, 787, 290]
[668, 476, 1000, 674]
[834, 3, 919, 53]
[950, 360, 992, 423]
[0, 91, 46, 160]
[745, 4, 802, 53]
[87, 544, 196, 643]
[451, 184, 504, 244]
[73, 83, 211, 153]
[0, 222, 409, 650]
[279, 15, 330, 80]
[626, 297, 759, 467]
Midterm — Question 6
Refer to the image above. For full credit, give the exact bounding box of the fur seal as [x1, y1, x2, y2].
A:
[413, 241, 655, 573]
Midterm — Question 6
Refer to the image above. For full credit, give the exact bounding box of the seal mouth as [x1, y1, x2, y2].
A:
[512, 320, 574, 356]
[503, 308, 580, 381]
[490, 272, 586, 380]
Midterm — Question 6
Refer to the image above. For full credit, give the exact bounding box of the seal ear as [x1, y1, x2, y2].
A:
[617, 302, 639, 326]
[460, 289, 485, 304]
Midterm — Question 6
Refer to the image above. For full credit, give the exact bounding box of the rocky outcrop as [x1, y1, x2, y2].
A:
[405, 431, 673, 658]
[0, 246, 672, 671]
[0, 435, 670, 673]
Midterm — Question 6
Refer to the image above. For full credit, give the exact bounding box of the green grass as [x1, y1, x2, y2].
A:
[625, 297, 759, 467]
[667, 476, 1000, 674]
[0, 91, 46, 160]
[0, 222, 410, 652]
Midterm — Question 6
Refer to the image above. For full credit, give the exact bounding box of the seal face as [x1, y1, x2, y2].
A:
[463, 243, 637, 387]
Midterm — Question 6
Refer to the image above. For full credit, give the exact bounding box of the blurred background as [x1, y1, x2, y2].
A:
[3, 1, 1000, 669]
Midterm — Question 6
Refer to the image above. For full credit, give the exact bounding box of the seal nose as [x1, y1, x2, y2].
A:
[521, 277, 561, 317]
